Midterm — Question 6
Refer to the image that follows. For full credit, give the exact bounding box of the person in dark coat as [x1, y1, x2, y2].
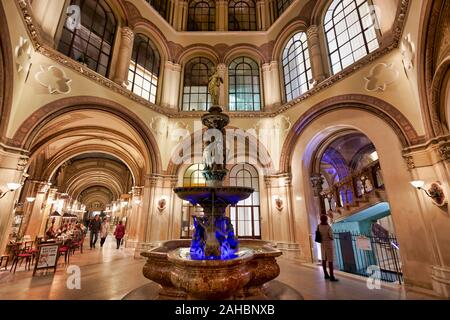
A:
[113, 221, 125, 249]
[88, 215, 101, 249]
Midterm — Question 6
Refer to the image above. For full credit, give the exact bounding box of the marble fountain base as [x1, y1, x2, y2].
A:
[123, 239, 303, 300]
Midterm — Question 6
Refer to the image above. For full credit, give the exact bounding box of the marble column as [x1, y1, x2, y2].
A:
[217, 0, 228, 31]
[262, 61, 282, 111]
[306, 25, 327, 86]
[256, 0, 268, 31]
[216, 63, 227, 107]
[264, 174, 300, 258]
[175, 0, 189, 31]
[39, 187, 57, 236]
[403, 139, 450, 297]
[268, 0, 277, 25]
[0, 148, 28, 255]
[23, 181, 50, 239]
[310, 173, 325, 216]
[31, 0, 67, 46]
[161, 61, 182, 109]
[113, 27, 135, 87]
[126, 186, 143, 248]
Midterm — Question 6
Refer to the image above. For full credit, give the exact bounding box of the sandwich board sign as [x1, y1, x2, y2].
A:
[33, 243, 61, 276]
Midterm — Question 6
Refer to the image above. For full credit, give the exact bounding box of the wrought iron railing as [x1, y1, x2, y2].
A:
[332, 231, 403, 284]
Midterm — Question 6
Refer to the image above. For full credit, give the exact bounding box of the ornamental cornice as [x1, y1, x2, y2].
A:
[15, 0, 410, 119]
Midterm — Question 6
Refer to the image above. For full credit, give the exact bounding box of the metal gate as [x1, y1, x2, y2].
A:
[333, 232, 403, 283]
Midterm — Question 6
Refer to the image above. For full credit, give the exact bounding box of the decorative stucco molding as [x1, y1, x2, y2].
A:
[35, 65, 72, 94]
[403, 155, 415, 170]
[401, 33, 415, 71]
[14, 0, 412, 119]
[15, 36, 32, 73]
[364, 63, 399, 92]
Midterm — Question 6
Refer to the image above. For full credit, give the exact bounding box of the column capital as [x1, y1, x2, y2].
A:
[439, 143, 450, 161]
[264, 173, 292, 187]
[306, 25, 319, 38]
[310, 173, 324, 196]
[120, 26, 135, 42]
[262, 60, 279, 70]
[164, 60, 182, 72]
[132, 186, 144, 197]
[30, 180, 51, 194]
[216, 63, 227, 76]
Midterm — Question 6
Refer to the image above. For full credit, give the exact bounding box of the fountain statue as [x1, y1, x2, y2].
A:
[140, 73, 284, 300]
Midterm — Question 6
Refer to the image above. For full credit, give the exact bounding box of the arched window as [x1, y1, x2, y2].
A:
[146, 0, 169, 20]
[229, 164, 261, 239]
[324, 0, 380, 74]
[276, 0, 293, 19]
[187, 0, 216, 31]
[228, 57, 261, 111]
[58, 0, 117, 77]
[181, 164, 206, 238]
[282, 32, 312, 102]
[182, 57, 215, 111]
[127, 34, 161, 103]
[183, 164, 207, 187]
[228, 0, 257, 31]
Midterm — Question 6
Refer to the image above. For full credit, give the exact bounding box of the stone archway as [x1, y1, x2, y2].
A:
[11, 96, 162, 176]
[0, 1, 13, 141]
[287, 107, 436, 290]
[280, 94, 423, 173]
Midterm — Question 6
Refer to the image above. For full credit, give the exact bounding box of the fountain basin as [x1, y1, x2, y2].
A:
[141, 239, 282, 300]
[173, 186, 254, 207]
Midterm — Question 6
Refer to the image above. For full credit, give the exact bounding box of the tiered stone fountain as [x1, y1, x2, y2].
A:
[141, 74, 283, 300]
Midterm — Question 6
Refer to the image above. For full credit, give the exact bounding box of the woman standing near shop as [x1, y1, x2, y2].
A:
[100, 218, 110, 248]
[113, 221, 125, 249]
[318, 214, 338, 282]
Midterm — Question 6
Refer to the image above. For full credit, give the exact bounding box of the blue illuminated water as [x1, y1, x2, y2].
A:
[190, 215, 239, 260]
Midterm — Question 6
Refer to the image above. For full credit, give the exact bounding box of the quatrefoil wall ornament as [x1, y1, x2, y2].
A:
[35, 65, 72, 94]
[364, 63, 399, 92]
[15, 36, 32, 73]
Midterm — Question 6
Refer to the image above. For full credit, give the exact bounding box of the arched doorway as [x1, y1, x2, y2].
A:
[286, 105, 435, 289]
[8, 99, 160, 248]
[311, 130, 401, 282]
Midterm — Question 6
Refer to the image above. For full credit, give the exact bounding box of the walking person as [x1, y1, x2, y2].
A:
[100, 217, 110, 247]
[318, 214, 338, 282]
[113, 221, 125, 249]
[89, 214, 101, 249]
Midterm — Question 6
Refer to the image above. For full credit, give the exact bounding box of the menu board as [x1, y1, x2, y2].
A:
[33, 243, 60, 276]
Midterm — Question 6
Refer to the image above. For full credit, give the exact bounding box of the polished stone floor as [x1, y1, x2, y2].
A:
[0, 237, 440, 300]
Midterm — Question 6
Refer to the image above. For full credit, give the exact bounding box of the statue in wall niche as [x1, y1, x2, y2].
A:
[208, 69, 223, 106]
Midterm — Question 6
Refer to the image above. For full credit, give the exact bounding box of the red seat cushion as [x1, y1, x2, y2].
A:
[59, 247, 69, 252]
[18, 253, 31, 257]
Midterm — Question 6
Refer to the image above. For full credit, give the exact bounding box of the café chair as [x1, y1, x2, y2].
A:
[58, 239, 72, 265]
[0, 255, 9, 271]
[9, 244, 32, 273]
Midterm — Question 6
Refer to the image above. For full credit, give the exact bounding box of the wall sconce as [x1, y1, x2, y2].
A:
[157, 196, 167, 212]
[274, 196, 284, 211]
[411, 180, 447, 206]
[26, 197, 36, 203]
[0, 183, 23, 199]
